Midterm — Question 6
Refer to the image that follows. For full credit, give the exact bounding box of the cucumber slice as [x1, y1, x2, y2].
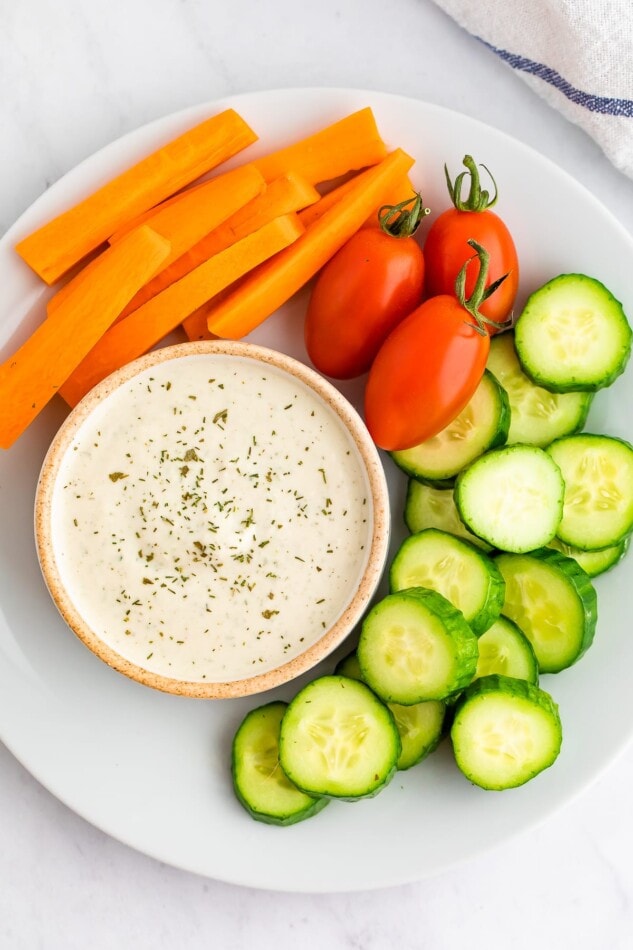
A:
[390, 371, 510, 485]
[389, 700, 446, 771]
[389, 529, 505, 636]
[232, 701, 329, 825]
[547, 535, 629, 577]
[335, 650, 445, 770]
[357, 587, 479, 704]
[475, 616, 539, 684]
[451, 674, 562, 790]
[334, 650, 365, 680]
[495, 549, 597, 673]
[487, 332, 592, 446]
[547, 434, 633, 550]
[454, 445, 564, 553]
[514, 273, 632, 392]
[278, 676, 400, 800]
[404, 479, 492, 551]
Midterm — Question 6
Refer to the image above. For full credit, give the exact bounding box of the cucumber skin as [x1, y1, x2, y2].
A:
[547, 535, 630, 577]
[358, 587, 480, 704]
[397, 471, 455, 492]
[279, 676, 401, 802]
[547, 434, 633, 550]
[388, 529, 506, 637]
[390, 371, 510, 487]
[495, 548, 598, 673]
[515, 274, 632, 393]
[451, 674, 562, 790]
[231, 701, 329, 827]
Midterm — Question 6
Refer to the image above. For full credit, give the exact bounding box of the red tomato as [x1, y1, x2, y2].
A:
[424, 209, 518, 327]
[305, 199, 427, 379]
[364, 294, 490, 451]
[423, 155, 518, 331]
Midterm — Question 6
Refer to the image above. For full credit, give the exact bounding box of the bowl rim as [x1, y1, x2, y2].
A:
[34, 339, 391, 699]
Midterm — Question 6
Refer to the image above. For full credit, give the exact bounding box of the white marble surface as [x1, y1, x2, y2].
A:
[2, 0, 633, 945]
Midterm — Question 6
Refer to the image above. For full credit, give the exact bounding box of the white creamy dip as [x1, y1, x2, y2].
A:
[49, 352, 374, 683]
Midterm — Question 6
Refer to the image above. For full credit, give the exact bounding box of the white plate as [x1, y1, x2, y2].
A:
[2, 88, 633, 893]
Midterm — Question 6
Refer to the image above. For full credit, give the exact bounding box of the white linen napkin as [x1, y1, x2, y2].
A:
[433, 0, 633, 179]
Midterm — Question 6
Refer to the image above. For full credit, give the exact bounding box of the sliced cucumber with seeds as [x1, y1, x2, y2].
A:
[358, 587, 479, 704]
[451, 674, 562, 790]
[487, 332, 592, 447]
[389, 700, 446, 771]
[547, 434, 633, 550]
[335, 650, 445, 770]
[515, 273, 632, 392]
[496, 549, 597, 673]
[547, 535, 629, 577]
[278, 676, 400, 800]
[390, 371, 510, 486]
[475, 616, 538, 684]
[404, 479, 492, 551]
[389, 529, 505, 636]
[455, 445, 564, 553]
[232, 701, 329, 825]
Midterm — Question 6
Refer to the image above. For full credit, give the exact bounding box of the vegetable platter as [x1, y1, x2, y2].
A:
[1, 88, 633, 893]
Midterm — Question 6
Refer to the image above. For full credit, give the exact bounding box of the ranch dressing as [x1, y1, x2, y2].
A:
[50, 353, 373, 682]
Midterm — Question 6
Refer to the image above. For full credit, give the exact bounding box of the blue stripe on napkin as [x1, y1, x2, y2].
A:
[481, 40, 633, 117]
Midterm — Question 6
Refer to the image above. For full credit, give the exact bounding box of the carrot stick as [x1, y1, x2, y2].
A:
[299, 173, 417, 230]
[106, 181, 215, 243]
[115, 171, 320, 323]
[59, 214, 305, 407]
[15, 109, 257, 285]
[181, 305, 221, 343]
[106, 164, 265, 254]
[48, 164, 265, 316]
[251, 108, 387, 185]
[110, 168, 319, 245]
[0, 226, 171, 449]
[203, 149, 415, 340]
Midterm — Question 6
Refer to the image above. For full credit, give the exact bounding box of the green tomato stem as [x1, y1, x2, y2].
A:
[445, 155, 498, 212]
[455, 239, 512, 335]
[378, 193, 430, 238]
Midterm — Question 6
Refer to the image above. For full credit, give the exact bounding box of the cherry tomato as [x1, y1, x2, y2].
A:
[365, 242, 493, 451]
[305, 196, 428, 379]
[423, 156, 518, 330]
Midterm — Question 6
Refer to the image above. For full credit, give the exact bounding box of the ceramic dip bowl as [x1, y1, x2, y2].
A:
[35, 340, 390, 698]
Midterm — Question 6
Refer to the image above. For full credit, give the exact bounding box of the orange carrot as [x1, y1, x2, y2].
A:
[106, 109, 381, 244]
[251, 108, 387, 185]
[59, 214, 305, 407]
[115, 171, 320, 323]
[0, 226, 170, 449]
[203, 149, 415, 340]
[182, 304, 221, 343]
[299, 173, 417, 230]
[16, 109, 257, 285]
[106, 180, 215, 244]
[48, 164, 265, 316]
[110, 168, 319, 245]
[106, 164, 265, 256]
